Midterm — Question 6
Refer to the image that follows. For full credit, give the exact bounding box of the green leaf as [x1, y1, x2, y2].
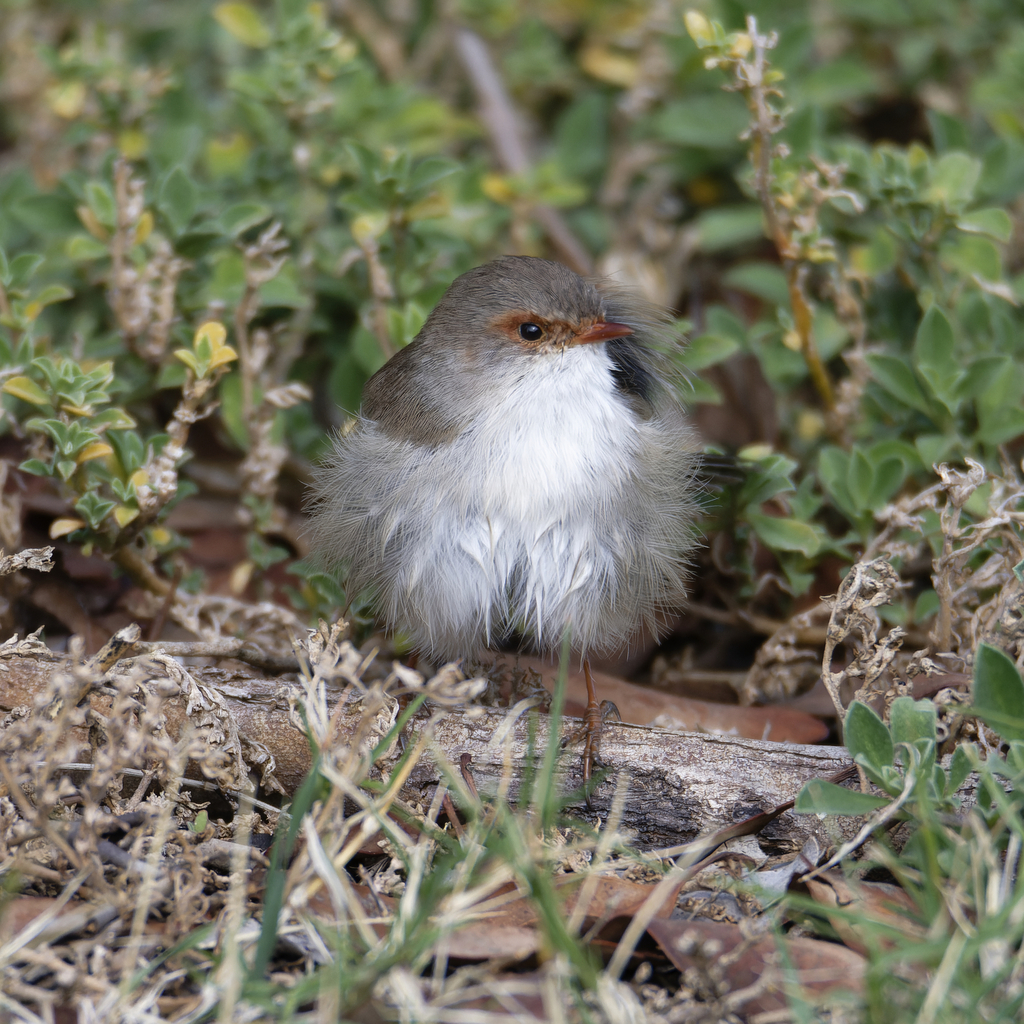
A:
[957, 207, 1013, 242]
[721, 262, 789, 307]
[408, 156, 458, 195]
[794, 779, 889, 816]
[174, 350, 202, 374]
[792, 58, 878, 107]
[868, 456, 905, 511]
[214, 2, 272, 47]
[91, 408, 137, 430]
[915, 433, 958, 468]
[746, 513, 820, 557]
[75, 492, 116, 529]
[946, 743, 974, 796]
[681, 333, 740, 371]
[260, 260, 309, 309]
[846, 448, 874, 510]
[3, 376, 50, 405]
[735, 452, 797, 508]
[843, 701, 894, 776]
[849, 227, 898, 277]
[653, 93, 749, 149]
[66, 234, 109, 261]
[217, 372, 248, 450]
[865, 354, 931, 414]
[174, 228, 223, 259]
[686, 376, 723, 404]
[972, 643, 1024, 741]
[554, 93, 607, 180]
[84, 181, 117, 228]
[914, 306, 960, 407]
[818, 446, 854, 516]
[928, 110, 970, 153]
[217, 202, 272, 237]
[889, 697, 937, 749]
[31, 284, 73, 309]
[694, 205, 765, 252]
[8, 254, 44, 289]
[159, 167, 200, 236]
[925, 151, 981, 210]
[913, 589, 939, 624]
[954, 356, 1009, 402]
[865, 439, 923, 475]
[13, 195, 79, 233]
[18, 458, 50, 477]
[939, 234, 1003, 283]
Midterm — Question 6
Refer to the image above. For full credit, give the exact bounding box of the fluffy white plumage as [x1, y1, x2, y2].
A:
[309, 256, 700, 663]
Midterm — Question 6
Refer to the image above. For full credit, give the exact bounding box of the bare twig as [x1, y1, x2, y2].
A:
[133, 638, 300, 674]
[333, 0, 405, 81]
[234, 222, 289, 427]
[107, 159, 188, 362]
[737, 19, 834, 410]
[455, 28, 594, 276]
[354, 227, 396, 360]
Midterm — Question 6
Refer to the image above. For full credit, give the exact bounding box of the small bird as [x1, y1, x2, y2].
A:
[310, 256, 700, 777]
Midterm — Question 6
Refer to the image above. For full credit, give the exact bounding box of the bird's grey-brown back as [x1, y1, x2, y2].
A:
[308, 255, 701, 662]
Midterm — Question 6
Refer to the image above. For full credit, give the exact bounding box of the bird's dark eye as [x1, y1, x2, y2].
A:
[518, 322, 543, 342]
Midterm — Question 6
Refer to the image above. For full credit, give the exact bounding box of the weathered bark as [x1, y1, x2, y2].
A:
[0, 653, 856, 852]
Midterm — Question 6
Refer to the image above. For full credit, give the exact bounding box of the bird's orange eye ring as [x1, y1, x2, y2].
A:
[518, 323, 543, 342]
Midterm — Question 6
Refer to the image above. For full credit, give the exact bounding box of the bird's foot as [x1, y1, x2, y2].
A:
[561, 660, 620, 808]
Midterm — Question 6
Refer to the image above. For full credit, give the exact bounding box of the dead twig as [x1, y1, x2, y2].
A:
[454, 27, 594, 276]
[0, 546, 53, 576]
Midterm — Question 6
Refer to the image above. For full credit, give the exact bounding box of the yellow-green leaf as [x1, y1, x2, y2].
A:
[208, 344, 238, 369]
[113, 505, 139, 528]
[3, 377, 50, 406]
[46, 81, 86, 119]
[76, 442, 113, 464]
[77, 205, 109, 241]
[578, 44, 638, 87]
[174, 350, 202, 374]
[50, 517, 86, 539]
[60, 403, 95, 417]
[684, 10, 715, 46]
[194, 321, 227, 349]
[351, 212, 390, 245]
[134, 210, 154, 246]
[118, 129, 149, 160]
[214, 3, 272, 47]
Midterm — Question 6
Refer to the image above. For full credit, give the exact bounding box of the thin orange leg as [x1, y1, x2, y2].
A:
[582, 659, 602, 793]
[561, 660, 620, 806]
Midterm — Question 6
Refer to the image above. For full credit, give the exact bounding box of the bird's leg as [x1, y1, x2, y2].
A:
[559, 660, 621, 805]
[580, 659, 621, 803]
[582, 658, 602, 789]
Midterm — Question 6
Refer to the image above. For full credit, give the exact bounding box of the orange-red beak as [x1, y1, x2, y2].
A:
[572, 320, 634, 345]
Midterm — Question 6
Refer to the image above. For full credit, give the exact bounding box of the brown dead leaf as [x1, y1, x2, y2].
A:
[646, 916, 865, 1015]
[308, 874, 685, 965]
[523, 656, 829, 743]
[804, 869, 925, 954]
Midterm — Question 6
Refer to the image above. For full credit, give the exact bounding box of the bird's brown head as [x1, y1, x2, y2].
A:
[423, 255, 634, 356]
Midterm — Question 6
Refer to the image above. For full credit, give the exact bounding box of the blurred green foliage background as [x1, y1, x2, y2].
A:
[2, 0, 1024, 625]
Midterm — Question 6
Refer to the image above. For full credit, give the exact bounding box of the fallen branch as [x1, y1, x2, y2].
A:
[0, 649, 857, 851]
